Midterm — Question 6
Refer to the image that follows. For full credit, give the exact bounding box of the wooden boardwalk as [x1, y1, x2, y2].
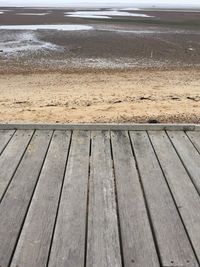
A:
[0, 124, 200, 267]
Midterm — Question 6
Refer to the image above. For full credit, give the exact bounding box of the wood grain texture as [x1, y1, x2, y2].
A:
[130, 131, 198, 267]
[149, 130, 200, 263]
[111, 131, 160, 267]
[87, 131, 122, 267]
[48, 131, 90, 267]
[187, 131, 200, 153]
[0, 130, 33, 200]
[0, 130, 15, 155]
[168, 131, 200, 194]
[0, 130, 52, 267]
[11, 131, 71, 267]
[0, 128, 200, 267]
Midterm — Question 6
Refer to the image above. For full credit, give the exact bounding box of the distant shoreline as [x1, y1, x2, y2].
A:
[1, 5, 200, 10]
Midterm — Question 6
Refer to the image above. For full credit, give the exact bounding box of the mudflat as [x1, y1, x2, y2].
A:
[0, 7, 200, 72]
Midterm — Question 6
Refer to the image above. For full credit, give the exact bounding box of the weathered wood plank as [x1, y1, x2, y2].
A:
[11, 131, 71, 267]
[0, 123, 196, 131]
[195, 125, 200, 131]
[168, 131, 200, 194]
[0, 130, 15, 155]
[111, 131, 160, 267]
[0, 130, 52, 267]
[86, 131, 122, 267]
[149, 130, 200, 263]
[186, 131, 200, 154]
[48, 131, 90, 267]
[0, 130, 34, 200]
[130, 131, 198, 267]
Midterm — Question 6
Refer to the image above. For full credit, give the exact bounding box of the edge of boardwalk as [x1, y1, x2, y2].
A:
[0, 123, 199, 131]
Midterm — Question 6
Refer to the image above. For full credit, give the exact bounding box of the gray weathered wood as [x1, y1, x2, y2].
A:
[194, 125, 200, 131]
[0, 130, 15, 155]
[149, 130, 200, 263]
[87, 131, 122, 267]
[130, 131, 198, 267]
[48, 131, 90, 267]
[0, 123, 196, 131]
[186, 131, 200, 154]
[11, 131, 71, 267]
[168, 131, 200, 195]
[0, 130, 52, 267]
[111, 131, 160, 267]
[1, 127, 200, 267]
[0, 130, 33, 200]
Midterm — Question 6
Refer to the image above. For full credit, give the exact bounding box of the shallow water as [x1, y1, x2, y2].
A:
[0, 24, 93, 31]
[16, 13, 50, 16]
[65, 10, 153, 19]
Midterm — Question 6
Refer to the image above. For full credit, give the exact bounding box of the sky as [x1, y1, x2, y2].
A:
[0, 0, 200, 8]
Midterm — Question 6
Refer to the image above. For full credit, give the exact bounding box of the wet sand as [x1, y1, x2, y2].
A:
[0, 69, 200, 123]
[0, 8, 200, 72]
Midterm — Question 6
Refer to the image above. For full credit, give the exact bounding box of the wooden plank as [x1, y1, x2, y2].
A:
[10, 131, 71, 267]
[168, 131, 200, 194]
[0, 123, 196, 131]
[0, 129, 34, 200]
[194, 125, 200, 131]
[149, 130, 200, 263]
[186, 131, 200, 154]
[130, 131, 198, 267]
[0, 130, 15, 155]
[0, 130, 52, 267]
[48, 131, 90, 267]
[86, 131, 122, 267]
[111, 131, 160, 267]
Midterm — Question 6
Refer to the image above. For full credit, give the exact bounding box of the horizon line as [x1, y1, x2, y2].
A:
[1, 5, 200, 9]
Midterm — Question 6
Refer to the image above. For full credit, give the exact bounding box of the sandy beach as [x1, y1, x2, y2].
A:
[0, 7, 200, 123]
[0, 69, 200, 123]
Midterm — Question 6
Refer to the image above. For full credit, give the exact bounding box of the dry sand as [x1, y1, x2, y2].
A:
[0, 69, 200, 123]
